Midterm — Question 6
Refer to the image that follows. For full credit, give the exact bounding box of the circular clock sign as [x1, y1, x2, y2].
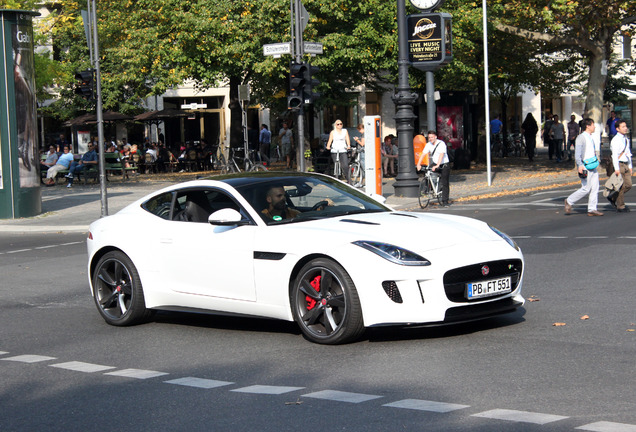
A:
[409, 0, 444, 11]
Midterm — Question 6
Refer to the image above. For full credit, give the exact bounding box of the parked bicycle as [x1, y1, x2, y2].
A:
[418, 166, 443, 208]
[348, 147, 364, 187]
[219, 145, 267, 174]
[507, 133, 525, 157]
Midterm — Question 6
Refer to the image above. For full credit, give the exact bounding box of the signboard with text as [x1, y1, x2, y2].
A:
[407, 13, 452, 72]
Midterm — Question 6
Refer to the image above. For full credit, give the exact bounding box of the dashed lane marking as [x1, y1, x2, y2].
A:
[3, 350, 635, 430]
[302, 389, 383, 404]
[0, 241, 84, 255]
[165, 377, 234, 389]
[1, 354, 57, 363]
[231, 385, 305, 395]
[576, 421, 636, 432]
[50, 361, 116, 373]
[472, 408, 569, 425]
[104, 368, 169, 379]
[538, 236, 568, 239]
[383, 399, 470, 413]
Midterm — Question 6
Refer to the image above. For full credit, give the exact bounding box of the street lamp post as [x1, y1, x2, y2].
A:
[392, 0, 420, 198]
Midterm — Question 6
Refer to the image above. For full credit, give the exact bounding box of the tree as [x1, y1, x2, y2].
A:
[493, 0, 636, 123]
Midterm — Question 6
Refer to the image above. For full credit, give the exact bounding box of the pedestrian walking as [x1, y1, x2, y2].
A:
[543, 114, 555, 160]
[609, 119, 632, 212]
[521, 113, 538, 162]
[564, 118, 603, 216]
[606, 111, 619, 143]
[566, 114, 580, 161]
[550, 114, 565, 162]
[259, 124, 271, 164]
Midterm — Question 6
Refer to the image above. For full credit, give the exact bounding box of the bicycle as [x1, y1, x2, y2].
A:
[219, 146, 267, 174]
[507, 133, 525, 157]
[349, 147, 364, 187]
[418, 166, 443, 208]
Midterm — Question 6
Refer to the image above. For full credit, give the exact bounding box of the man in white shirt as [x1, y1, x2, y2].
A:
[610, 119, 632, 212]
[565, 118, 603, 216]
[417, 130, 450, 207]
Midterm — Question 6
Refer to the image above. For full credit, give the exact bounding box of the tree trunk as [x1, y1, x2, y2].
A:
[584, 51, 608, 124]
[228, 75, 243, 150]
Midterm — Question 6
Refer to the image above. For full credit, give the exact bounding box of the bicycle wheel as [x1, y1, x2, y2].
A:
[249, 163, 268, 172]
[350, 162, 363, 186]
[418, 179, 431, 208]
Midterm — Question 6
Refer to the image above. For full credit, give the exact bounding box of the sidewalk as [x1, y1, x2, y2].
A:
[0, 149, 584, 233]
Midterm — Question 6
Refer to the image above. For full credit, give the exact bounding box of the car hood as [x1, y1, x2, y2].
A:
[281, 211, 504, 252]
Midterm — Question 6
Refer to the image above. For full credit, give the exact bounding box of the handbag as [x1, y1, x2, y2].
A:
[582, 156, 599, 170]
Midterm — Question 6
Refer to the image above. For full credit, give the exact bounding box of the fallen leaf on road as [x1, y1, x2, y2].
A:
[528, 296, 540, 302]
[580, 315, 590, 320]
[553, 322, 566, 327]
[627, 329, 635, 332]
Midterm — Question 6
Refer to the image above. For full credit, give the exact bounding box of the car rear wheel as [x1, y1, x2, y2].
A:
[291, 258, 364, 344]
[92, 251, 153, 326]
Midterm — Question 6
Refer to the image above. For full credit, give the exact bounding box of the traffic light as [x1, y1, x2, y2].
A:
[302, 64, 321, 104]
[288, 62, 307, 110]
[74, 69, 94, 100]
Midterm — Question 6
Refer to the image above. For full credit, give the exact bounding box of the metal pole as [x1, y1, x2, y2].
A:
[483, 0, 492, 186]
[91, 0, 108, 216]
[392, 0, 419, 197]
[426, 71, 435, 132]
[294, 0, 305, 172]
[86, 0, 93, 66]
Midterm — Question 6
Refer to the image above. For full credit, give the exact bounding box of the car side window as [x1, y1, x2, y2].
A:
[173, 188, 242, 223]
[142, 192, 174, 220]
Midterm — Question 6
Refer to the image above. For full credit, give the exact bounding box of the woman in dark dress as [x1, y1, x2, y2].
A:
[522, 113, 539, 162]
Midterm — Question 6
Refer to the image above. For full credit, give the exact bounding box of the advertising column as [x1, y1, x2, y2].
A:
[0, 9, 41, 219]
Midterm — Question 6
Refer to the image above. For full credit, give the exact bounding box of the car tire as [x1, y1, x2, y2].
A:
[92, 251, 154, 326]
[291, 258, 364, 344]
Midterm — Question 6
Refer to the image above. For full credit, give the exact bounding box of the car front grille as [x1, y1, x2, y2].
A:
[443, 259, 523, 303]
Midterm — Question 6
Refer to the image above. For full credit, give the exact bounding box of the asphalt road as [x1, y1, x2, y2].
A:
[1, 187, 634, 432]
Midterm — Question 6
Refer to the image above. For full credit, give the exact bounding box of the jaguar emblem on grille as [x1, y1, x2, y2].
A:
[481, 265, 490, 276]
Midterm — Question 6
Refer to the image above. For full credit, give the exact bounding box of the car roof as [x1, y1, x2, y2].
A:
[201, 171, 331, 188]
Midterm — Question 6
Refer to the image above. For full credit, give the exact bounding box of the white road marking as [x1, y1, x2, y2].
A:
[2, 241, 84, 255]
[576, 421, 636, 432]
[618, 236, 636, 239]
[0, 351, 8, 355]
[165, 377, 234, 389]
[231, 385, 304, 395]
[472, 408, 568, 425]
[383, 399, 469, 413]
[538, 236, 568, 239]
[510, 236, 531, 239]
[302, 389, 382, 403]
[1, 354, 56, 363]
[104, 368, 169, 379]
[575, 236, 609, 239]
[50, 361, 115, 373]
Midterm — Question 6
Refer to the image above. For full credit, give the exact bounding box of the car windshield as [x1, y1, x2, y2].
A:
[231, 174, 390, 225]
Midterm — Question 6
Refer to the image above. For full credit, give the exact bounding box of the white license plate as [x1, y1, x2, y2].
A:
[466, 276, 511, 299]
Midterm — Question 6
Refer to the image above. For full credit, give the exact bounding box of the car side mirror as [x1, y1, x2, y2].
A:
[208, 208, 250, 226]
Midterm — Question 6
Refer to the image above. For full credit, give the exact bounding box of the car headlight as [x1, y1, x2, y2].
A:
[353, 241, 431, 266]
[489, 225, 519, 251]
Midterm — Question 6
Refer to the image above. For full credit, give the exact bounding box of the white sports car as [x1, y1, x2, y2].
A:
[87, 172, 524, 344]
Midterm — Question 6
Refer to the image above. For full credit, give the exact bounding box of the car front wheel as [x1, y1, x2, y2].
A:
[291, 258, 364, 344]
[92, 251, 153, 326]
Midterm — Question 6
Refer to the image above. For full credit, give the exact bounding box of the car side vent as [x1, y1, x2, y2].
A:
[382, 281, 403, 303]
[340, 219, 380, 225]
[390, 213, 417, 218]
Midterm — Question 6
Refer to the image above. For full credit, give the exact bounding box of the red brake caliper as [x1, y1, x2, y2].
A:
[306, 275, 321, 310]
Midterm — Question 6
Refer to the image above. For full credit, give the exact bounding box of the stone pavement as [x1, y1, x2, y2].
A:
[0, 149, 594, 234]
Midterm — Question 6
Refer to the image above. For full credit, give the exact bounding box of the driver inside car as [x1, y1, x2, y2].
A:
[261, 186, 301, 221]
